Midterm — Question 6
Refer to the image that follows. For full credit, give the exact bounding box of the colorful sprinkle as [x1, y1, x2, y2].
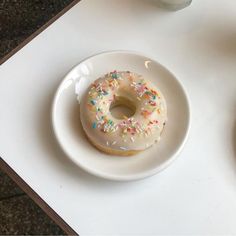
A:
[87, 71, 165, 142]
[90, 100, 96, 105]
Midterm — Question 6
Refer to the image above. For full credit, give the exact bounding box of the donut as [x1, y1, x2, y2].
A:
[80, 71, 167, 156]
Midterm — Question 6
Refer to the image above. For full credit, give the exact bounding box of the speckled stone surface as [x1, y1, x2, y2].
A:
[0, 0, 76, 234]
[0, 194, 65, 235]
[0, 170, 24, 200]
[0, 0, 74, 60]
[0, 170, 66, 235]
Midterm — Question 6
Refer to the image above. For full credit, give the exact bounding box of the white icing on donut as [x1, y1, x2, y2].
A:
[80, 71, 167, 152]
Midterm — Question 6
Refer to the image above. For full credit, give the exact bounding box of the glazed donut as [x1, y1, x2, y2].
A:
[80, 71, 167, 156]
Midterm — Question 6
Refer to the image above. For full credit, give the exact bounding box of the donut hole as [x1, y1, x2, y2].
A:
[109, 96, 136, 119]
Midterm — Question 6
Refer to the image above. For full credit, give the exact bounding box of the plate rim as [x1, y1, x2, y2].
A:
[51, 50, 191, 181]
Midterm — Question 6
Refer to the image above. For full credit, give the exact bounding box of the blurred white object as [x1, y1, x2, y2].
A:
[158, 0, 192, 10]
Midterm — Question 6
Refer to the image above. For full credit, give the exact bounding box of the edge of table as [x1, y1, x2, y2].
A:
[0, 0, 80, 66]
[0, 1, 80, 234]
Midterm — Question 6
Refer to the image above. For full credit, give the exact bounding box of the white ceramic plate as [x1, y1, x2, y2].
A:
[52, 51, 190, 181]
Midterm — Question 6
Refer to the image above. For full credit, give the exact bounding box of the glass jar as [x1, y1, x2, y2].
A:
[158, 0, 192, 11]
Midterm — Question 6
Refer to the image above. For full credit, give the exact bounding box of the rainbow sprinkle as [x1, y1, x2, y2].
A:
[86, 71, 164, 142]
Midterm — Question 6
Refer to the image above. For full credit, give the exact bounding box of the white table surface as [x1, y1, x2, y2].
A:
[1, 0, 236, 234]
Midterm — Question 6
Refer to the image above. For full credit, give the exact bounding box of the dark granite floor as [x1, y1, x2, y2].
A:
[0, 171, 65, 235]
[0, 0, 75, 234]
[0, 0, 75, 60]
